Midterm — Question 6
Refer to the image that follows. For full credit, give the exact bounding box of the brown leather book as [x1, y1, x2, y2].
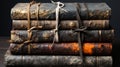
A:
[10, 43, 112, 55]
[10, 30, 114, 43]
[5, 50, 112, 67]
[12, 20, 110, 30]
[11, 3, 111, 20]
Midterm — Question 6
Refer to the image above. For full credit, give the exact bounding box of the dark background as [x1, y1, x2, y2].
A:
[0, 0, 120, 67]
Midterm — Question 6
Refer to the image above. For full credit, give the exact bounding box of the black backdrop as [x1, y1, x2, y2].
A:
[0, 0, 120, 67]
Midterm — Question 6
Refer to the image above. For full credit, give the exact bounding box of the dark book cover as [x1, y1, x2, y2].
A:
[12, 20, 110, 30]
[0, 0, 120, 67]
[9, 43, 112, 55]
[5, 50, 112, 67]
[10, 30, 114, 43]
[11, 3, 111, 20]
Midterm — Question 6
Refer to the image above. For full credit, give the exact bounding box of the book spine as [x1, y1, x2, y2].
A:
[11, 3, 111, 20]
[12, 20, 109, 30]
[10, 43, 112, 55]
[11, 30, 114, 43]
[5, 50, 112, 67]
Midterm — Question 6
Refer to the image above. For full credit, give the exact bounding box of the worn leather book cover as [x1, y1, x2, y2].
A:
[9, 43, 112, 55]
[11, 3, 111, 20]
[12, 20, 110, 30]
[4, 50, 112, 67]
[10, 30, 114, 43]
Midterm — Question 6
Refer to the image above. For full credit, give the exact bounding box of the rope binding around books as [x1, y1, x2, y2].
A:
[51, 0, 68, 49]
[13, 1, 42, 54]
[74, 3, 88, 67]
[11, 1, 88, 63]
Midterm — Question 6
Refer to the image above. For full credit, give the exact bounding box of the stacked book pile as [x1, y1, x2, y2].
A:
[5, 2, 114, 67]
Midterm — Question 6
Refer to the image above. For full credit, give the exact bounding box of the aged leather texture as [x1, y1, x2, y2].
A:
[12, 20, 110, 30]
[10, 30, 114, 43]
[11, 3, 111, 20]
[4, 50, 112, 67]
[10, 43, 112, 55]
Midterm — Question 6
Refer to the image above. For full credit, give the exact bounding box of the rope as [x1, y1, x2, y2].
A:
[76, 3, 84, 60]
[54, 2, 61, 42]
[14, 2, 42, 54]
[84, 3, 89, 19]
[11, 1, 67, 54]
[27, 2, 42, 54]
[75, 3, 87, 67]
[51, 1, 66, 47]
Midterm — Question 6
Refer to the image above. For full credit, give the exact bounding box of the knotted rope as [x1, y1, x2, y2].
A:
[74, 3, 87, 67]
[12, 1, 42, 54]
[51, 1, 67, 47]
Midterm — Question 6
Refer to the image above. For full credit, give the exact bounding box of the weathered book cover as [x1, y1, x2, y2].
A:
[11, 3, 111, 20]
[12, 20, 110, 30]
[10, 43, 112, 55]
[11, 30, 114, 43]
[4, 50, 112, 67]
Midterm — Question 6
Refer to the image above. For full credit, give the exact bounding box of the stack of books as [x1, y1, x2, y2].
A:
[5, 2, 114, 67]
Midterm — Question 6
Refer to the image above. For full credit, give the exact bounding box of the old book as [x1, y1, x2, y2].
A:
[11, 3, 111, 20]
[11, 30, 114, 43]
[10, 43, 112, 55]
[5, 50, 112, 67]
[12, 20, 110, 30]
